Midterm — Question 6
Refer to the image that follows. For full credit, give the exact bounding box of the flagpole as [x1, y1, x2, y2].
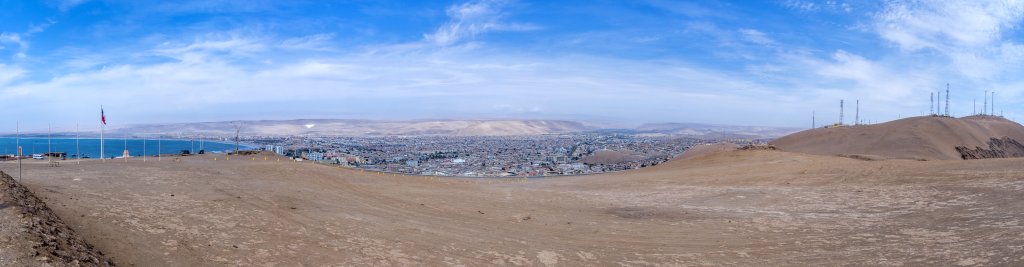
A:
[101, 105, 105, 162]
[16, 121, 21, 182]
[124, 133, 128, 163]
[143, 136, 146, 162]
[48, 123, 52, 164]
[158, 135, 161, 161]
[76, 124, 80, 165]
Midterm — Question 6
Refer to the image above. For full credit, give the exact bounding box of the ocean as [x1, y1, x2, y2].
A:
[0, 137, 246, 158]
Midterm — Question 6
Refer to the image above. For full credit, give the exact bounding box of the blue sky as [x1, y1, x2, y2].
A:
[1, 0, 1023, 131]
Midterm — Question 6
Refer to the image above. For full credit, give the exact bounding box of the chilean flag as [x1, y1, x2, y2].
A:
[101, 106, 107, 125]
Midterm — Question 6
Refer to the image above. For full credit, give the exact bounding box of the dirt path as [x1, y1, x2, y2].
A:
[2, 151, 1023, 266]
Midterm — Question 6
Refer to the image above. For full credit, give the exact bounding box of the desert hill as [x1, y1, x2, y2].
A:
[114, 119, 592, 137]
[771, 115, 1024, 160]
[633, 122, 800, 139]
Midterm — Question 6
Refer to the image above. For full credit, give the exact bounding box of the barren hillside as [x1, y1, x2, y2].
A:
[771, 115, 1024, 160]
[4, 149, 1024, 265]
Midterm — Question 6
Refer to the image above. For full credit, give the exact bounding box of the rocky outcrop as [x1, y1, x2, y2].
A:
[0, 171, 115, 266]
[740, 144, 777, 151]
[956, 137, 1024, 160]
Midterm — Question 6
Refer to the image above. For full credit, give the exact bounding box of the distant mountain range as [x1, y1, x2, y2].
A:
[112, 119, 593, 137]
[631, 122, 802, 139]
[6, 119, 801, 139]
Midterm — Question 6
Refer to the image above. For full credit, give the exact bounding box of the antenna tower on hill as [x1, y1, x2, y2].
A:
[839, 100, 844, 126]
[930, 92, 934, 115]
[855, 100, 860, 125]
[945, 83, 950, 116]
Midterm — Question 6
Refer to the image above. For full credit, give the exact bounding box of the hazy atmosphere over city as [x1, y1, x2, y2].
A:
[2, 0, 1022, 130]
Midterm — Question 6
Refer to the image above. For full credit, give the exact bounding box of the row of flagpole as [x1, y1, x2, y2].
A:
[8, 105, 238, 173]
[5, 106, 232, 186]
[10, 105, 162, 166]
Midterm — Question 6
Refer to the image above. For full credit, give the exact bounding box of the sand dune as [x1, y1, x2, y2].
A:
[771, 115, 1024, 160]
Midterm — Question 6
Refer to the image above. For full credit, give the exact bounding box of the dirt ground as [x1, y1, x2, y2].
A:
[2, 151, 1023, 266]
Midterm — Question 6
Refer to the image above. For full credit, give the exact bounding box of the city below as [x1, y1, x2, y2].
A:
[248, 134, 756, 177]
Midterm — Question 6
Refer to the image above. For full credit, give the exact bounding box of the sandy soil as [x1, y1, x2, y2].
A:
[2, 151, 1024, 266]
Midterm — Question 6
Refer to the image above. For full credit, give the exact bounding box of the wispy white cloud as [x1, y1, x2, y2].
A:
[0, 33, 27, 50]
[279, 34, 335, 51]
[0, 64, 25, 85]
[424, 0, 538, 47]
[26, 19, 57, 35]
[152, 33, 268, 63]
[874, 0, 1024, 81]
[57, 0, 89, 12]
[0, 32, 30, 59]
[827, 1, 852, 12]
[876, 1, 1024, 51]
[738, 29, 774, 46]
[782, 0, 853, 13]
[782, 0, 818, 12]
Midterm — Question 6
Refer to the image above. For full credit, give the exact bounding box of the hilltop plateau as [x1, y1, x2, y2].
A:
[2, 148, 1023, 265]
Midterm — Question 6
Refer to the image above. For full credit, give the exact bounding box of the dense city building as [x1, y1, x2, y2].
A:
[250, 134, 739, 177]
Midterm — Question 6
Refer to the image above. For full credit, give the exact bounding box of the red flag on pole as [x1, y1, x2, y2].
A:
[101, 107, 107, 125]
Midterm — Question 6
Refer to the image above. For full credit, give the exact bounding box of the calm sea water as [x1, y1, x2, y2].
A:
[0, 137, 246, 158]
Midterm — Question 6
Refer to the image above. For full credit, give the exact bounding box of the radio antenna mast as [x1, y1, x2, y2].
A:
[855, 100, 860, 125]
[945, 83, 950, 116]
[839, 100, 844, 126]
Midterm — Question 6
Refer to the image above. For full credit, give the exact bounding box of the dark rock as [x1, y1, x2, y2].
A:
[956, 137, 1024, 160]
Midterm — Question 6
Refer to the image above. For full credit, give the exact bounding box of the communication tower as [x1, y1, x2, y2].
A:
[839, 100, 844, 126]
[855, 100, 860, 125]
[945, 83, 950, 116]
[992, 91, 996, 116]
